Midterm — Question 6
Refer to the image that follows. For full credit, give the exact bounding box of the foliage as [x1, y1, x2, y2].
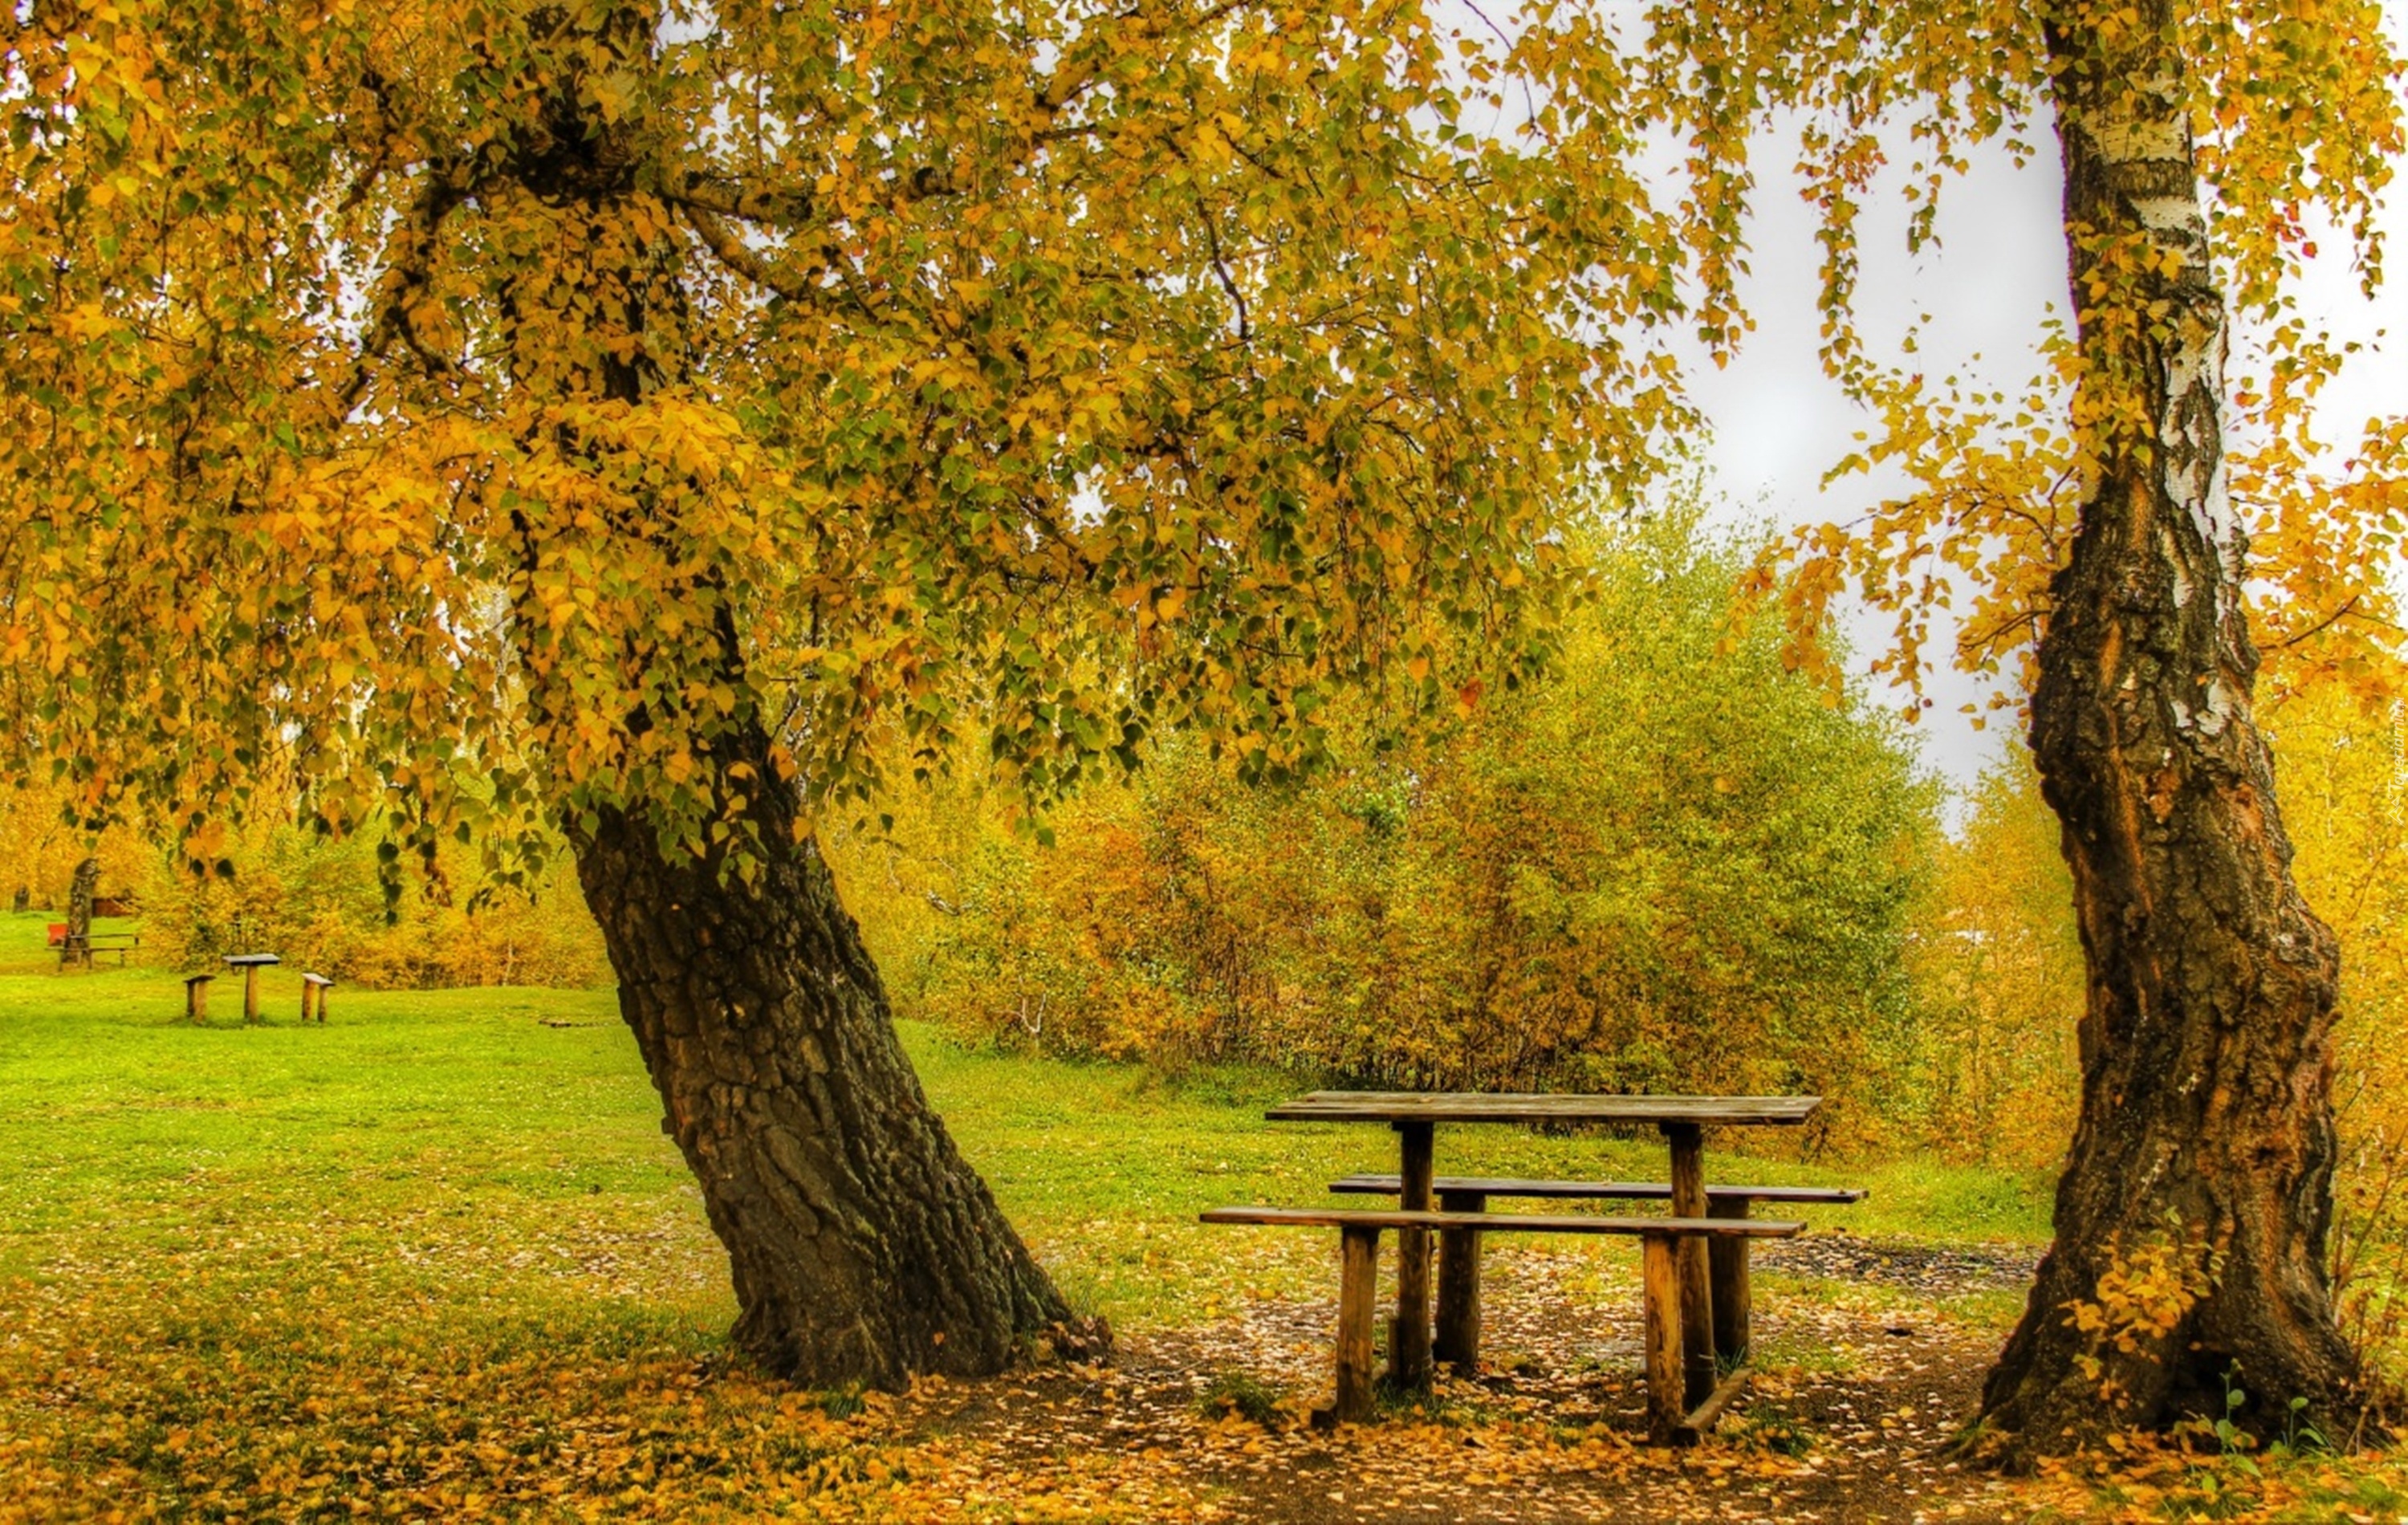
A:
[836, 511, 1941, 1140]
[132, 824, 608, 990]
[0, 0, 1694, 877]
[1497, 0, 2408, 707]
[0, 781, 149, 911]
[2264, 686, 2408, 1381]
[1908, 758, 2085, 1169]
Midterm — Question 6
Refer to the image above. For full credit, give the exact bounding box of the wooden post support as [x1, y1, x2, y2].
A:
[1707, 1196, 1753, 1368]
[1662, 1120, 1715, 1408]
[1389, 1120, 1436, 1390]
[1434, 1188, 1486, 1370]
[301, 974, 332, 1024]
[1641, 1230, 1693, 1446]
[223, 954, 281, 1025]
[183, 974, 213, 1025]
[1332, 1223, 1382, 1424]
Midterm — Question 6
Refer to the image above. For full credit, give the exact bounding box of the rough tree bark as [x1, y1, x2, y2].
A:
[1977, 1, 2359, 1460]
[64, 856, 98, 969]
[572, 717, 1098, 1386]
[494, 0, 1096, 1387]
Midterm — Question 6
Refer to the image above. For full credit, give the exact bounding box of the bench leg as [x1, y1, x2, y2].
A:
[1334, 1223, 1382, 1423]
[243, 966, 261, 1025]
[1662, 1121, 1715, 1408]
[1389, 1120, 1435, 1390]
[1708, 1198, 1752, 1368]
[1641, 1231, 1692, 1446]
[1434, 1190, 1485, 1370]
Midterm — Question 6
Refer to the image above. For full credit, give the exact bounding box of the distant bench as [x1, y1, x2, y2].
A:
[52, 930, 140, 968]
[1201, 1205, 1804, 1442]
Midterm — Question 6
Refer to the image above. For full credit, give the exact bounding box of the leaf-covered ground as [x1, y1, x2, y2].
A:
[2, 943, 2401, 1522]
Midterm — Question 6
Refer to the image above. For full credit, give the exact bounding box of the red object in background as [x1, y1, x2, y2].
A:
[45, 923, 66, 947]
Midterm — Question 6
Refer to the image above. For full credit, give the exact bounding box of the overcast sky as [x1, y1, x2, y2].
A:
[1680, 109, 2408, 798]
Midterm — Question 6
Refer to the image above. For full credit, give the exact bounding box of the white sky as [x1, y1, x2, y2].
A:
[1682, 104, 2408, 797]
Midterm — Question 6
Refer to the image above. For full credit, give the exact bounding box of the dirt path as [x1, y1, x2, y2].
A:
[883, 1235, 2055, 1522]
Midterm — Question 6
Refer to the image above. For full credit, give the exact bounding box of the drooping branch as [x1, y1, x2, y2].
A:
[328, 151, 492, 419]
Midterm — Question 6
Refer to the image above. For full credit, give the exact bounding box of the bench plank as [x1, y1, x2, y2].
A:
[1200, 1206, 1804, 1237]
[1269, 1092, 1818, 1125]
[1331, 1174, 1865, 1205]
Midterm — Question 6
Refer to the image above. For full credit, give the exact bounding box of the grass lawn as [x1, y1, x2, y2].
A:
[7, 913, 2390, 1522]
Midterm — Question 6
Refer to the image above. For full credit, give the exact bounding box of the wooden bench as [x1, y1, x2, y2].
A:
[300, 973, 333, 1024]
[1200, 1205, 1803, 1442]
[56, 931, 140, 968]
[1332, 1174, 1864, 1379]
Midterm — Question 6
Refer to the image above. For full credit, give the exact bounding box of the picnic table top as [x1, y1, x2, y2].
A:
[1264, 1091, 1821, 1127]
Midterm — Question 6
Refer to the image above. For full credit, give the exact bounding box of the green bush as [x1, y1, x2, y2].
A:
[834, 510, 1942, 1145]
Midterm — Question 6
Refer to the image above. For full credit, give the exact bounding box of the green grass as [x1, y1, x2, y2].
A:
[0, 902, 2052, 1332]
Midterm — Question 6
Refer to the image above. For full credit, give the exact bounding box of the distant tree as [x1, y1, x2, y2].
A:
[0, 2, 1674, 1383]
[1914, 760, 2084, 1170]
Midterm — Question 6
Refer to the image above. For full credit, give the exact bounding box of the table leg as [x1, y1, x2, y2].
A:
[1662, 1120, 1714, 1408]
[1708, 1197, 1752, 1367]
[1434, 1189, 1485, 1369]
[243, 966, 261, 1026]
[1389, 1120, 1435, 1389]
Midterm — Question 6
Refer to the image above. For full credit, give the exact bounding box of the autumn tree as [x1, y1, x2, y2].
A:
[1505, 0, 2405, 1458]
[0, 0, 1686, 1383]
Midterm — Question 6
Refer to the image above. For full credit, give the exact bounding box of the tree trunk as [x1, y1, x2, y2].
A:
[65, 856, 98, 968]
[571, 716, 1101, 1387]
[478, 1, 1098, 1389]
[1976, 2, 2358, 1461]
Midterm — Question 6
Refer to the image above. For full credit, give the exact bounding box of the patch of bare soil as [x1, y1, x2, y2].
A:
[883, 1238, 2052, 1523]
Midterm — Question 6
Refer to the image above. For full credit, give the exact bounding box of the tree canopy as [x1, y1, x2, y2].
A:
[0, 0, 1711, 876]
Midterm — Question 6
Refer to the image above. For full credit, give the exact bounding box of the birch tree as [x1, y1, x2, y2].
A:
[1514, 0, 2404, 1459]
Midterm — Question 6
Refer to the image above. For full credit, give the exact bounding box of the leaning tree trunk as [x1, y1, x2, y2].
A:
[481, 1, 1095, 1386]
[1977, 1, 2359, 1462]
[572, 714, 1099, 1386]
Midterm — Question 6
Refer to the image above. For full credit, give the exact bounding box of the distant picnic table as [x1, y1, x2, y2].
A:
[1204, 1090, 1862, 1443]
[49, 926, 139, 968]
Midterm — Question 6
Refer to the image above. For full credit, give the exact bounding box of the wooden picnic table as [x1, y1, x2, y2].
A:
[1265, 1090, 1821, 1404]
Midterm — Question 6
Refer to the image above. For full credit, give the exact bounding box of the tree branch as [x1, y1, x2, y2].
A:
[328, 152, 488, 419]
